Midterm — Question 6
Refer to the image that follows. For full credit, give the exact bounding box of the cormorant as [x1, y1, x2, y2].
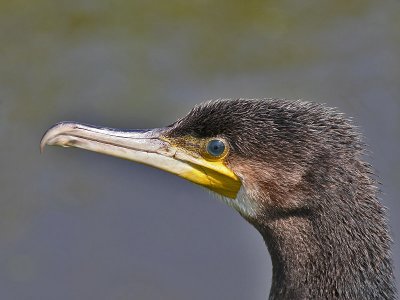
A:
[41, 99, 395, 299]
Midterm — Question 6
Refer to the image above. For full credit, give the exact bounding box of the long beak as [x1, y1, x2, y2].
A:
[40, 122, 241, 198]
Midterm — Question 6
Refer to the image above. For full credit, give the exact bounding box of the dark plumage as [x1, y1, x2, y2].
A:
[168, 99, 395, 299]
[41, 98, 396, 299]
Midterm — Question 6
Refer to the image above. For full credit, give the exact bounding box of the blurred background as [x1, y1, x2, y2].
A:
[1, 1, 399, 299]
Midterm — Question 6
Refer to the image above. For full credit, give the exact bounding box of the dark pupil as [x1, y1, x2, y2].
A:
[207, 140, 225, 157]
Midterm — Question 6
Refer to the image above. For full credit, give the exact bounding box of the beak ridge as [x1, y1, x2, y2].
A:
[40, 121, 241, 198]
[40, 122, 167, 154]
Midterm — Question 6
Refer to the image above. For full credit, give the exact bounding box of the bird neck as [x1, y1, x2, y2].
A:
[252, 165, 395, 299]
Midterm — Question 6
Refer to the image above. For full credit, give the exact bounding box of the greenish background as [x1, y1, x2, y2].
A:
[1, 1, 399, 299]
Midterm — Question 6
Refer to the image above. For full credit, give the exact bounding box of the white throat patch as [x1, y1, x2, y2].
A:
[214, 185, 262, 218]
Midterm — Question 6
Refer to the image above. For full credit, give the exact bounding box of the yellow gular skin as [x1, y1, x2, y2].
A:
[178, 156, 241, 199]
[161, 136, 241, 198]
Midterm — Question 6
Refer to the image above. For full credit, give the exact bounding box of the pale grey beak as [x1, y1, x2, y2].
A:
[40, 122, 178, 169]
[40, 121, 241, 199]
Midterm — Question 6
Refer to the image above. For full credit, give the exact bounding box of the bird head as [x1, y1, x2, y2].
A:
[41, 99, 359, 224]
[40, 99, 397, 300]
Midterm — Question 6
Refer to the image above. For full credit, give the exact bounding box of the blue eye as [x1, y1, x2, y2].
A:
[207, 139, 226, 157]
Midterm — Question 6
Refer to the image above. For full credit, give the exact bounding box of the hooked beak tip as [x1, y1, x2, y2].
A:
[40, 138, 47, 153]
[40, 132, 48, 154]
[40, 122, 71, 154]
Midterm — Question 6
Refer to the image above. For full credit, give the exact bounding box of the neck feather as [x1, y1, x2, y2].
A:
[250, 162, 396, 299]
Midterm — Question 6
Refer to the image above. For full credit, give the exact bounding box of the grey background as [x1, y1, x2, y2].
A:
[1, 1, 399, 299]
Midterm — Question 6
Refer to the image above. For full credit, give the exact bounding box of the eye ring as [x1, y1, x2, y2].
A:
[205, 138, 228, 159]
